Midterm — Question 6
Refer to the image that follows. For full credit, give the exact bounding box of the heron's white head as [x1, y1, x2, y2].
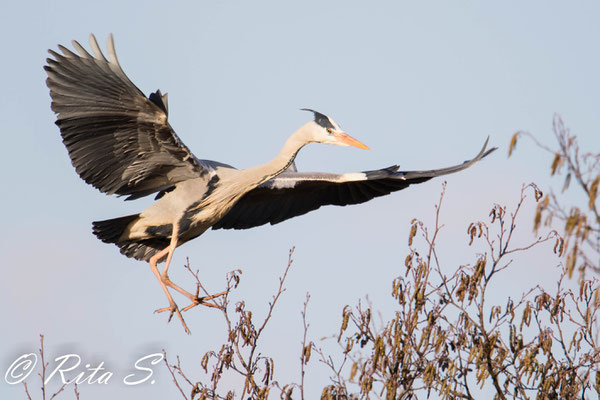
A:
[301, 109, 370, 150]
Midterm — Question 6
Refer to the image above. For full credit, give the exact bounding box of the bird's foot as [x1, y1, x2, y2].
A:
[155, 301, 191, 334]
[161, 273, 227, 311]
[181, 290, 228, 312]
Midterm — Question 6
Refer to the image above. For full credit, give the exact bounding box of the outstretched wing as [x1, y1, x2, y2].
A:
[213, 139, 496, 230]
[45, 34, 207, 200]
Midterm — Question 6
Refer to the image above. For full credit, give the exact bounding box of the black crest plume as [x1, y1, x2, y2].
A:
[301, 108, 336, 130]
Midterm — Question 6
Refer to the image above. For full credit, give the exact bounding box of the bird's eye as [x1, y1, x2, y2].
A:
[327, 128, 333, 134]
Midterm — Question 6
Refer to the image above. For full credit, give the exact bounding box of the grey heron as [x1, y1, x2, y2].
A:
[45, 35, 496, 333]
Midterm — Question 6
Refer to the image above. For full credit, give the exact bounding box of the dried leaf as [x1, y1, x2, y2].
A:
[553, 236, 565, 256]
[468, 223, 478, 246]
[349, 362, 358, 382]
[338, 306, 350, 342]
[201, 352, 210, 372]
[303, 342, 312, 364]
[408, 223, 418, 246]
[589, 176, 600, 210]
[405, 253, 413, 270]
[508, 132, 519, 157]
[551, 153, 562, 176]
[534, 195, 549, 232]
[567, 246, 578, 278]
[520, 303, 532, 330]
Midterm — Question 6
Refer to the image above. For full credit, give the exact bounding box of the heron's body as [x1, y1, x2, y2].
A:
[107, 126, 316, 260]
[45, 34, 496, 332]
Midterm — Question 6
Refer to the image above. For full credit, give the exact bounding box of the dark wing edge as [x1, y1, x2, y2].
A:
[213, 138, 497, 230]
[45, 34, 205, 200]
[401, 136, 496, 180]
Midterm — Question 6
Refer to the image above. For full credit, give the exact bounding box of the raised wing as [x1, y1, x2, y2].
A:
[45, 34, 207, 200]
[213, 139, 496, 230]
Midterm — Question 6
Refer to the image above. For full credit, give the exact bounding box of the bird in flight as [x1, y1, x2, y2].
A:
[45, 35, 496, 333]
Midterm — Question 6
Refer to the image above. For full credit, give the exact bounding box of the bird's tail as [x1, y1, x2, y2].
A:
[93, 214, 139, 244]
[92, 214, 167, 262]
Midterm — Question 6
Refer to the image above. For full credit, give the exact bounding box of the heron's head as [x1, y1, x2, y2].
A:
[301, 109, 369, 150]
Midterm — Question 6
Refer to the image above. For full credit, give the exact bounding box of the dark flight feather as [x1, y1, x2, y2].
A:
[213, 141, 496, 230]
[45, 35, 204, 200]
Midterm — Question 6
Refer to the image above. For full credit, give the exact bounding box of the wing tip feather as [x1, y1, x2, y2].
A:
[107, 33, 122, 69]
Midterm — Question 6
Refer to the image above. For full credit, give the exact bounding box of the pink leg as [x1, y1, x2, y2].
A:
[157, 226, 227, 309]
[153, 224, 228, 320]
[155, 227, 202, 301]
[148, 246, 190, 334]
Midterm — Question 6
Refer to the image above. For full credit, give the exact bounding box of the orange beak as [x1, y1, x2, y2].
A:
[336, 133, 370, 150]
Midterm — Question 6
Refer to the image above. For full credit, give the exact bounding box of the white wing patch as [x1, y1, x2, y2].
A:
[339, 172, 368, 182]
[269, 172, 368, 189]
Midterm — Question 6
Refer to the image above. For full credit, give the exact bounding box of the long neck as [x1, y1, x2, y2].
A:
[241, 124, 310, 184]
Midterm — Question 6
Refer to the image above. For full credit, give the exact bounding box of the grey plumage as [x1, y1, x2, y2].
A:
[46, 34, 496, 332]
[46, 33, 497, 260]
[213, 141, 495, 230]
[45, 35, 207, 201]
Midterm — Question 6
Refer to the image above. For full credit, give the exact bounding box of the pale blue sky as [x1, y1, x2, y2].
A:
[1, 1, 599, 399]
